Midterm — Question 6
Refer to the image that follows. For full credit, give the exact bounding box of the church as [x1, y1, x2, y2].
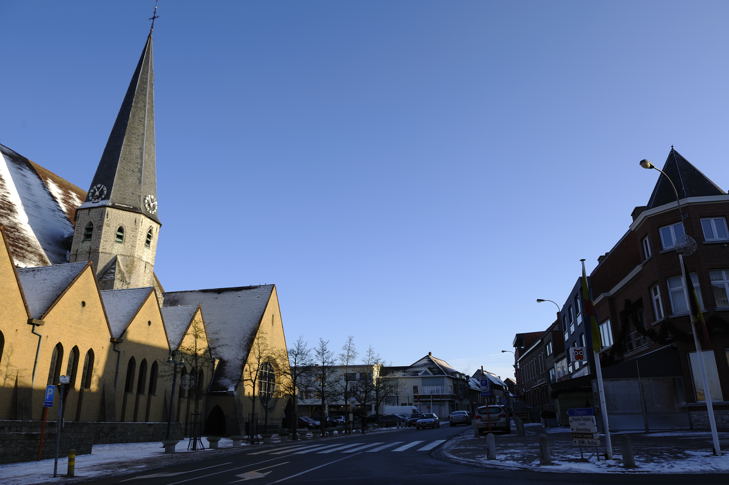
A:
[0, 27, 290, 460]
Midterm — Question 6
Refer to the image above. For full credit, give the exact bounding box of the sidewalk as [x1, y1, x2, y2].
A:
[441, 423, 729, 474]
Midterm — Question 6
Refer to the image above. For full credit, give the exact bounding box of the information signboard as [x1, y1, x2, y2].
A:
[568, 408, 599, 446]
[480, 378, 492, 397]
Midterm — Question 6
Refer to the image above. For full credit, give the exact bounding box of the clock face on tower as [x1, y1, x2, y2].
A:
[88, 184, 107, 202]
[144, 194, 158, 214]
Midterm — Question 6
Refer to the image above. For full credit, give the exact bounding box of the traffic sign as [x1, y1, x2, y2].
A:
[567, 407, 594, 416]
[43, 385, 55, 407]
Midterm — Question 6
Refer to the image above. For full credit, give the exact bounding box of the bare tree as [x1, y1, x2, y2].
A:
[276, 337, 312, 439]
[352, 346, 378, 433]
[312, 338, 336, 432]
[338, 336, 357, 432]
[372, 357, 395, 423]
[242, 332, 274, 442]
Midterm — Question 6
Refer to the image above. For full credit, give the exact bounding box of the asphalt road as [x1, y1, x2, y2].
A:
[77, 424, 729, 485]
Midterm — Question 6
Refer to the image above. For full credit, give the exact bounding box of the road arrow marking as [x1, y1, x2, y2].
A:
[120, 462, 232, 481]
[229, 462, 289, 483]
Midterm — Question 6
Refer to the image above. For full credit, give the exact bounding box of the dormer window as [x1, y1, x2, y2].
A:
[145, 227, 153, 248]
[115, 226, 125, 243]
[83, 222, 93, 241]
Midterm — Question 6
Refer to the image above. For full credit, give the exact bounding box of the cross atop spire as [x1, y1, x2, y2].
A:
[149, 0, 160, 33]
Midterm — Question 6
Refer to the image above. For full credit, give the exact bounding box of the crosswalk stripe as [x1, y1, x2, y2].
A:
[342, 442, 384, 453]
[366, 441, 403, 452]
[270, 444, 324, 455]
[417, 440, 446, 451]
[392, 441, 423, 452]
[248, 444, 307, 455]
[317, 442, 365, 454]
[292, 443, 345, 454]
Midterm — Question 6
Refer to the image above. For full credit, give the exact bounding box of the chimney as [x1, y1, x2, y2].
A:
[631, 206, 648, 221]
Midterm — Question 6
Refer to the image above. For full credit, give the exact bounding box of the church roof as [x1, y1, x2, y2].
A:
[161, 305, 198, 350]
[17, 262, 88, 319]
[646, 148, 726, 208]
[82, 34, 159, 222]
[0, 144, 84, 267]
[100, 287, 154, 338]
[164, 284, 274, 390]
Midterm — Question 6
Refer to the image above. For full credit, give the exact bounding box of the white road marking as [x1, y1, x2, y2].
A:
[317, 442, 365, 453]
[120, 462, 232, 481]
[366, 441, 403, 452]
[271, 454, 358, 483]
[392, 440, 424, 452]
[248, 444, 307, 455]
[342, 442, 384, 453]
[166, 457, 287, 485]
[417, 439, 446, 451]
[292, 443, 346, 454]
[269, 444, 324, 455]
[228, 462, 289, 483]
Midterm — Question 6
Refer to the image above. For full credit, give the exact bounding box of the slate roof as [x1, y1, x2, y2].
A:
[162, 305, 198, 350]
[646, 148, 726, 208]
[164, 285, 274, 390]
[405, 353, 462, 377]
[17, 262, 88, 319]
[100, 287, 154, 338]
[83, 34, 158, 222]
[0, 144, 84, 267]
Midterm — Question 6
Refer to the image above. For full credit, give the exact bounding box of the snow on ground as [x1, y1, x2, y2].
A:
[0, 438, 239, 485]
[442, 430, 729, 474]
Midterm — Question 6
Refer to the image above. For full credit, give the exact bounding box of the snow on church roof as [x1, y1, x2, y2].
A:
[17, 262, 88, 319]
[0, 144, 84, 267]
[164, 285, 274, 389]
[161, 305, 198, 350]
[100, 287, 154, 338]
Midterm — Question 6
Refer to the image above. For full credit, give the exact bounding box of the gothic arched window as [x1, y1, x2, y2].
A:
[145, 227, 153, 248]
[137, 360, 148, 395]
[47, 343, 64, 386]
[0, 331, 4, 366]
[148, 361, 158, 395]
[81, 349, 94, 389]
[258, 361, 276, 398]
[124, 357, 136, 394]
[66, 346, 80, 388]
[83, 222, 93, 241]
[115, 226, 125, 243]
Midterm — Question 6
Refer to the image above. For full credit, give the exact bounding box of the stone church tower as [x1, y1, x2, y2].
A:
[70, 33, 160, 290]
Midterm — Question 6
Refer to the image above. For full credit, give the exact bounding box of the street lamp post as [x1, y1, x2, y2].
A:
[536, 298, 562, 314]
[640, 159, 721, 455]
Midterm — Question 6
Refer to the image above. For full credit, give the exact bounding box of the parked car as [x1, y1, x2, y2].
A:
[415, 413, 439, 430]
[326, 415, 345, 426]
[378, 414, 408, 427]
[406, 413, 425, 427]
[448, 410, 471, 426]
[472, 405, 510, 434]
[298, 416, 320, 428]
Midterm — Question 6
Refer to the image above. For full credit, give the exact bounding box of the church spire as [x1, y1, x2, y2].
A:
[85, 33, 159, 222]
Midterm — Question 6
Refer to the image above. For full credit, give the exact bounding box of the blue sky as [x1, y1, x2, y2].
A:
[2, 1, 729, 379]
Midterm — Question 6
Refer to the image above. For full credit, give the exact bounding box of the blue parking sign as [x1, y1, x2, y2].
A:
[43, 385, 55, 407]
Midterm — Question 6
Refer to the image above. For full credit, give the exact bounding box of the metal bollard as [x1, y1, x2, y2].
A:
[539, 434, 552, 465]
[67, 449, 76, 477]
[622, 435, 636, 468]
[485, 433, 496, 460]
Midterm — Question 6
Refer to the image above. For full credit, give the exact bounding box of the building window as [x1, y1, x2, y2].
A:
[546, 341, 553, 356]
[569, 321, 575, 335]
[66, 346, 80, 388]
[47, 343, 63, 386]
[563, 328, 569, 342]
[575, 295, 582, 324]
[115, 226, 125, 243]
[659, 222, 686, 250]
[701, 217, 729, 242]
[124, 357, 136, 394]
[137, 360, 148, 395]
[710, 269, 729, 307]
[642, 236, 652, 260]
[83, 222, 93, 241]
[548, 368, 556, 383]
[148, 361, 158, 395]
[259, 361, 276, 398]
[579, 333, 586, 348]
[650, 284, 665, 322]
[599, 320, 614, 348]
[667, 273, 703, 315]
[81, 349, 94, 389]
[145, 227, 153, 248]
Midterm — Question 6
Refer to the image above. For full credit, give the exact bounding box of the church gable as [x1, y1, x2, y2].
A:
[17, 262, 88, 320]
[101, 287, 155, 339]
[120, 290, 168, 351]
